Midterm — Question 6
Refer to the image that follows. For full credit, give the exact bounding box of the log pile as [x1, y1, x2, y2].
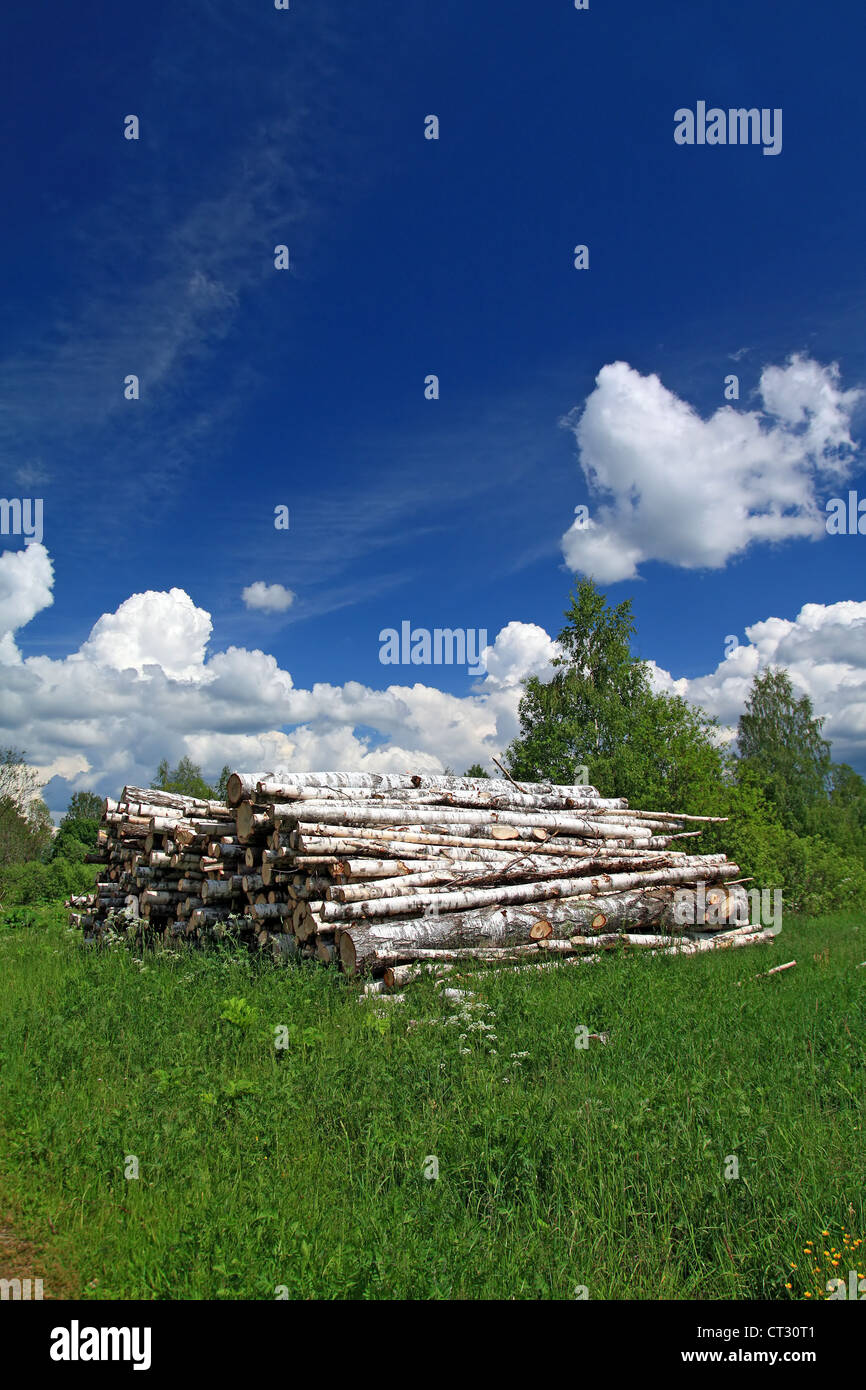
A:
[69, 786, 296, 961]
[71, 772, 777, 975]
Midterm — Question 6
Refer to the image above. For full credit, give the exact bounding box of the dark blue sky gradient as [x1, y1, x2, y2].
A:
[0, 0, 863, 735]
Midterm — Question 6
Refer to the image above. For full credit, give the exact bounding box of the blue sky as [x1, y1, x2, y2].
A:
[1, 0, 864, 809]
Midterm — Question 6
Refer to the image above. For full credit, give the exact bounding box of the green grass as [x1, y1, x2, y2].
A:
[0, 908, 863, 1299]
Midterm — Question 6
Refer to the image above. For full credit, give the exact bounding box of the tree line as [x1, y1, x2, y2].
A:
[501, 579, 866, 914]
[0, 755, 231, 908]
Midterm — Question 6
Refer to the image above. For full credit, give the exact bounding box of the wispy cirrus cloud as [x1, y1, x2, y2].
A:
[0, 0, 353, 514]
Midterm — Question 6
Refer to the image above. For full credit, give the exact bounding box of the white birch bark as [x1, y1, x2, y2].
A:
[335, 887, 684, 972]
[256, 782, 617, 814]
[122, 787, 233, 816]
[322, 862, 739, 924]
[273, 801, 657, 839]
[290, 828, 676, 855]
[328, 854, 725, 903]
[234, 769, 618, 801]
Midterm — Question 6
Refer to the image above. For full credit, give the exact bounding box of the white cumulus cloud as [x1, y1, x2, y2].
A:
[77, 587, 212, 680]
[0, 562, 560, 805]
[649, 600, 866, 764]
[242, 582, 295, 613]
[3, 553, 865, 808]
[478, 621, 558, 690]
[0, 543, 54, 665]
[561, 355, 862, 582]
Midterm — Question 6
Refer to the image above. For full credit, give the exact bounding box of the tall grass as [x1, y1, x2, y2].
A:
[0, 909, 863, 1299]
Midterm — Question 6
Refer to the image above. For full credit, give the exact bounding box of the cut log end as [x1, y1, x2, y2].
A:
[226, 773, 245, 807]
[235, 801, 255, 840]
[529, 919, 553, 940]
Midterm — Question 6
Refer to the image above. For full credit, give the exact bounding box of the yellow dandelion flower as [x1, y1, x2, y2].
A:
[805, 1291, 812, 1298]
[785, 1283, 792, 1289]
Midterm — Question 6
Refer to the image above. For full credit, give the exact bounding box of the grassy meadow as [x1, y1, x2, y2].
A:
[0, 907, 863, 1300]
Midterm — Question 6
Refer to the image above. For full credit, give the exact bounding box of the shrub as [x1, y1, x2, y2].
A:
[0, 858, 96, 907]
[50, 817, 99, 864]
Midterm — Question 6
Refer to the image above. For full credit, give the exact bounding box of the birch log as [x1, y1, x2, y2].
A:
[322, 863, 740, 925]
[327, 854, 704, 902]
[290, 826, 685, 854]
[336, 887, 694, 973]
[272, 802, 661, 839]
[240, 769, 623, 801]
[257, 782, 625, 814]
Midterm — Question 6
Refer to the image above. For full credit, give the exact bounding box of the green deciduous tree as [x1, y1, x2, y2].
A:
[0, 750, 53, 868]
[505, 579, 725, 812]
[152, 756, 222, 800]
[735, 669, 832, 834]
[0, 747, 42, 808]
[213, 765, 231, 801]
[51, 818, 99, 863]
[822, 762, 866, 860]
[63, 790, 104, 823]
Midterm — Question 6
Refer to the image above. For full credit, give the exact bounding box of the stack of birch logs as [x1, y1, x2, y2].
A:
[71, 772, 777, 975]
[69, 786, 295, 961]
